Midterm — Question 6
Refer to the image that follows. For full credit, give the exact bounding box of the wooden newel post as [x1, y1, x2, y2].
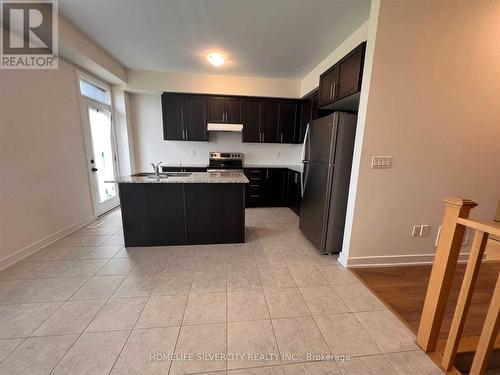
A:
[416, 197, 478, 352]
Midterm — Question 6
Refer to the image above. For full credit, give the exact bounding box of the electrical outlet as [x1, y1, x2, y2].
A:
[371, 156, 393, 169]
[276, 151, 281, 158]
[420, 225, 430, 237]
[412, 225, 421, 237]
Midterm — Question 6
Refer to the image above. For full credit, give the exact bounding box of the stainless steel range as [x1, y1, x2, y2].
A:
[208, 152, 243, 173]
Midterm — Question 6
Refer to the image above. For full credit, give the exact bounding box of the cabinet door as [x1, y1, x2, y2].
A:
[119, 183, 186, 246]
[287, 170, 300, 215]
[279, 101, 298, 144]
[299, 98, 312, 143]
[265, 169, 287, 206]
[318, 65, 338, 106]
[311, 92, 319, 120]
[226, 97, 242, 123]
[261, 101, 280, 143]
[208, 96, 226, 123]
[243, 99, 261, 143]
[185, 184, 245, 244]
[162, 93, 184, 140]
[183, 96, 208, 141]
[337, 44, 364, 100]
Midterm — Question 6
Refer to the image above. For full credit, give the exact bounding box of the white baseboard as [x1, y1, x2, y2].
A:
[345, 252, 474, 268]
[0, 215, 97, 272]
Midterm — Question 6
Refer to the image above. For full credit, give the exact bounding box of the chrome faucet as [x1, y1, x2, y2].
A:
[151, 162, 162, 178]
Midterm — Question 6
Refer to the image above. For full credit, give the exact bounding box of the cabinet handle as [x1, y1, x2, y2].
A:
[250, 184, 260, 187]
[294, 173, 298, 183]
[280, 133, 283, 143]
[330, 83, 333, 99]
[332, 82, 336, 99]
[262, 133, 265, 142]
[266, 170, 269, 179]
[250, 194, 260, 198]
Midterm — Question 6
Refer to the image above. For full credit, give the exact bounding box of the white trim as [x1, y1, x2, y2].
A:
[345, 252, 478, 268]
[0, 215, 97, 272]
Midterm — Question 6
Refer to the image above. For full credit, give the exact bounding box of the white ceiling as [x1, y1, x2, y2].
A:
[59, 0, 370, 79]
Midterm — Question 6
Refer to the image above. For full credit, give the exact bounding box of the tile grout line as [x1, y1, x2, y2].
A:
[46, 258, 132, 375]
[253, 237, 287, 372]
[166, 249, 197, 375]
[107, 273, 162, 375]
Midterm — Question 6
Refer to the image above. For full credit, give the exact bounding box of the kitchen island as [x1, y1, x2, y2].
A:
[110, 172, 249, 247]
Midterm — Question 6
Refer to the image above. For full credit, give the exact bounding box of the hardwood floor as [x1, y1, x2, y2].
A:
[352, 261, 500, 340]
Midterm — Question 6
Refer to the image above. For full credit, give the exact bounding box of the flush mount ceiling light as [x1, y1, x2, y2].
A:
[207, 52, 225, 66]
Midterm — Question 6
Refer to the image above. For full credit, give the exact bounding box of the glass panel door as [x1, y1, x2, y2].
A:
[81, 101, 119, 216]
[88, 107, 117, 204]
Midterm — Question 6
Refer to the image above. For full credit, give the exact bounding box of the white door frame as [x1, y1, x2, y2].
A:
[76, 71, 120, 216]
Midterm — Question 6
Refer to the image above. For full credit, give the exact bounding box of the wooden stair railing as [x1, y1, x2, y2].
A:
[416, 197, 500, 374]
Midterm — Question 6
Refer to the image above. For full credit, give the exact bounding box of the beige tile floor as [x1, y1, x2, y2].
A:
[0, 207, 442, 375]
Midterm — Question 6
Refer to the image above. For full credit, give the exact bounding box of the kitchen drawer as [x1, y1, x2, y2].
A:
[246, 192, 265, 207]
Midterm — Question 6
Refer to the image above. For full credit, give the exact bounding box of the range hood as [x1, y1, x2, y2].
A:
[207, 123, 243, 132]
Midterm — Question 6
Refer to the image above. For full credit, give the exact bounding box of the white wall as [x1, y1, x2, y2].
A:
[130, 94, 302, 170]
[342, 0, 500, 267]
[112, 86, 136, 175]
[127, 70, 300, 98]
[59, 16, 127, 84]
[300, 21, 369, 97]
[0, 60, 96, 268]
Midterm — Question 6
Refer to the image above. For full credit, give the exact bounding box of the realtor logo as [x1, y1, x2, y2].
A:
[1, 0, 58, 69]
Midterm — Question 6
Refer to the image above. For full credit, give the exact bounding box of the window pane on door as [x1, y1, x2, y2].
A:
[88, 108, 116, 203]
[80, 79, 110, 104]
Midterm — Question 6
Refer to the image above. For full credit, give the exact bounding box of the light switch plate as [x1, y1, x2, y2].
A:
[412, 225, 421, 237]
[420, 225, 430, 237]
[371, 156, 393, 169]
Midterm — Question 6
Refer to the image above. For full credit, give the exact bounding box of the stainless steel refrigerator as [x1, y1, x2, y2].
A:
[299, 112, 357, 254]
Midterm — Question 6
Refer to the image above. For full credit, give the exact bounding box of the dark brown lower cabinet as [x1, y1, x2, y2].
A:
[118, 182, 245, 247]
[244, 168, 299, 212]
[185, 184, 245, 244]
[160, 166, 207, 172]
[287, 170, 301, 215]
[119, 183, 187, 247]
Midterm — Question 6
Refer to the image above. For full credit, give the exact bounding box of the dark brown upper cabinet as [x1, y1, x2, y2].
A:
[162, 93, 184, 141]
[226, 97, 242, 123]
[337, 45, 365, 99]
[208, 96, 242, 123]
[260, 100, 280, 143]
[318, 42, 366, 110]
[319, 65, 339, 105]
[242, 99, 261, 143]
[183, 95, 208, 141]
[163, 93, 301, 143]
[278, 101, 298, 144]
[162, 93, 208, 142]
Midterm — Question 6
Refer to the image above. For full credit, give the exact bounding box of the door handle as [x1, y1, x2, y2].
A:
[91, 167, 98, 172]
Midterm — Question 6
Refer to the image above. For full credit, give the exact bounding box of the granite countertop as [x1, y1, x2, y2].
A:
[108, 172, 249, 184]
[245, 164, 303, 173]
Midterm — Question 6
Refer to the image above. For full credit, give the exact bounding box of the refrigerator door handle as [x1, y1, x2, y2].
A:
[300, 122, 310, 164]
[301, 161, 310, 198]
